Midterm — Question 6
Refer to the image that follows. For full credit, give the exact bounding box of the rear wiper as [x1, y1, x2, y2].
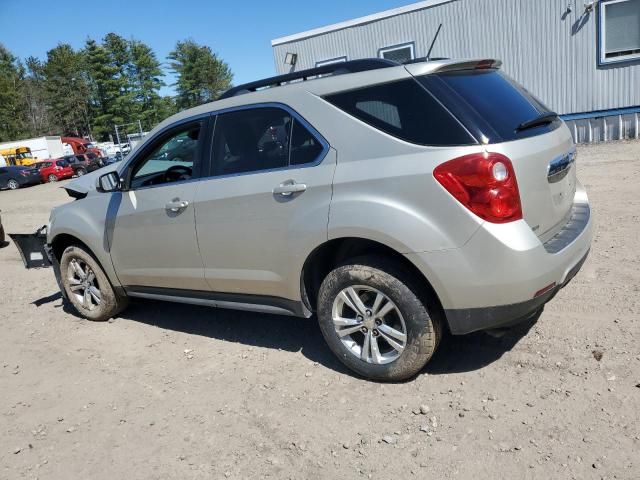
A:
[516, 112, 558, 132]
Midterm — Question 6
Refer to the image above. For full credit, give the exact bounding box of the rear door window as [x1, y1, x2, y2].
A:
[324, 79, 476, 146]
[290, 118, 325, 166]
[418, 70, 559, 142]
[211, 107, 327, 176]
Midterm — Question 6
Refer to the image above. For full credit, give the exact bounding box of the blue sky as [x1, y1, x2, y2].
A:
[1, 0, 415, 95]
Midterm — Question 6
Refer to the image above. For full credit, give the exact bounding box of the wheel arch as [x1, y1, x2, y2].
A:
[50, 231, 121, 288]
[300, 237, 445, 322]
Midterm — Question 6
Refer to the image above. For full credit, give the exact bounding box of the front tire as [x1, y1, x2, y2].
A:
[317, 256, 440, 381]
[76, 168, 86, 177]
[60, 245, 128, 321]
[7, 179, 19, 190]
[48, 174, 58, 183]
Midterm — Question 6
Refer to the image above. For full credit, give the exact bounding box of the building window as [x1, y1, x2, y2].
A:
[599, 0, 640, 65]
[378, 42, 415, 63]
[315, 56, 347, 67]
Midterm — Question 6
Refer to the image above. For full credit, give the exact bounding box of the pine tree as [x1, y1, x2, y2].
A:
[23, 56, 50, 136]
[168, 40, 233, 109]
[43, 44, 92, 137]
[103, 33, 136, 128]
[129, 39, 166, 128]
[84, 38, 119, 139]
[0, 44, 28, 142]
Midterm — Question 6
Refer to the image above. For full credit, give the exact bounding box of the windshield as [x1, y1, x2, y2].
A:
[16, 152, 30, 159]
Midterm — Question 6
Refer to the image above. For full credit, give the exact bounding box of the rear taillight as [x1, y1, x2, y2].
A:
[433, 152, 522, 223]
[19, 170, 30, 177]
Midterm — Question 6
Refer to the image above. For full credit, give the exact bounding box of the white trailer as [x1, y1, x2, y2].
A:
[0, 136, 65, 160]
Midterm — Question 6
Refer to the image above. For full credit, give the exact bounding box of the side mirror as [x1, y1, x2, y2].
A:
[97, 171, 121, 193]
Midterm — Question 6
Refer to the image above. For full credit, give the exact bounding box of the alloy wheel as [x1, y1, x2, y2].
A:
[8, 179, 19, 190]
[67, 258, 102, 311]
[48, 174, 58, 183]
[331, 285, 407, 365]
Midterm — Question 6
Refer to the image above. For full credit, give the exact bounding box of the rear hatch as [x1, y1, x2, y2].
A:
[415, 65, 576, 239]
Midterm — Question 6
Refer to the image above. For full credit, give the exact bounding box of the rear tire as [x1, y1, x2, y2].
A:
[48, 174, 58, 183]
[76, 168, 86, 177]
[7, 179, 19, 190]
[317, 256, 440, 381]
[60, 245, 128, 321]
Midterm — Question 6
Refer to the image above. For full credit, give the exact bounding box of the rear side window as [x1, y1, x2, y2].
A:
[56, 160, 68, 167]
[418, 70, 559, 142]
[211, 107, 326, 176]
[290, 119, 324, 166]
[324, 79, 476, 146]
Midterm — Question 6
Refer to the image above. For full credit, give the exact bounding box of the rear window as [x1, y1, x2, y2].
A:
[418, 70, 559, 142]
[56, 160, 68, 167]
[324, 79, 476, 146]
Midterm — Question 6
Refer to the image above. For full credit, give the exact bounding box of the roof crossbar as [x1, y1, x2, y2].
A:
[219, 58, 399, 100]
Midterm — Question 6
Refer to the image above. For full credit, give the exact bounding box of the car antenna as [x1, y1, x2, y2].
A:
[426, 23, 443, 61]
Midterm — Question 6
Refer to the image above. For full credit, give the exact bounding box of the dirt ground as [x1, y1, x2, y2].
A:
[0, 141, 639, 480]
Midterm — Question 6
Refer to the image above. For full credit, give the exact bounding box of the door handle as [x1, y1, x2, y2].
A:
[273, 181, 307, 196]
[165, 200, 189, 212]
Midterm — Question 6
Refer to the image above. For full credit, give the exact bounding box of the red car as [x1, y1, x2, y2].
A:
[32, 159, 75, 183]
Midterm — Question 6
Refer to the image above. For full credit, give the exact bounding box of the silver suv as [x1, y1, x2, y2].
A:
[40, 59, 592, 381]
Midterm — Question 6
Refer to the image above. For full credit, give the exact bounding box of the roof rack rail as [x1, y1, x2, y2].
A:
[219, 58, 399, 100]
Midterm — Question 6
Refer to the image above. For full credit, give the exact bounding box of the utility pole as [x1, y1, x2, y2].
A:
[115, 124, 122, 157]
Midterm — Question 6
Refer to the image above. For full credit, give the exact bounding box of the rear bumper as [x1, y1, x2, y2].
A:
[406, 184, 593, 335]
[443, 249, 589, 334]
[19, 176, 42, 186]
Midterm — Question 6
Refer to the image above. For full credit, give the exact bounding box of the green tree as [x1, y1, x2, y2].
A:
[168, 40, 232, 109]
[43, 44, 92, 137]
[129, 39, 167, 128]
[0, 44, 28, 142]
[84, 38, 119, 139]
[103, 33, 136, 127]
[23, 56, 50, 136]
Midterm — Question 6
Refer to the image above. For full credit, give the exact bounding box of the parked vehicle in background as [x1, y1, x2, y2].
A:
[20, 58, 593, 381]
[0, 210, 5, 246]
[0, 136, 67, 163]
[31, 159, 75, 183]
[0, 165, 42, 189]
[0, 146, 37, 166]
[62, 137, 105, 159]
[64, 154, 101, 177]
[85, 152, 104, 168]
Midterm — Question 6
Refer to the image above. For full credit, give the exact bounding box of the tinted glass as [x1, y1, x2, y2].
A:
[130, 125, 201, 189]
[324, 79, 475, 146]
[290, 119, 324, 166]
[381, 46, 413, 63]
[419, 70, 558, 142]
[212, 107, 291, 176]
[56, 160, 68, 167]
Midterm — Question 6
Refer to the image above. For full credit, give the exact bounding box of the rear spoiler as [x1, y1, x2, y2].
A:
[404, 58, 502, 76]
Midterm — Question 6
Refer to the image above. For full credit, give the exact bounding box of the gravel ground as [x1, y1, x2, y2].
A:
[0, 141, 639, 480]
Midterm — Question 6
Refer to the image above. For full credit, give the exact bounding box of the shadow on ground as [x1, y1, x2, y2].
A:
[31, 293, 539, 380]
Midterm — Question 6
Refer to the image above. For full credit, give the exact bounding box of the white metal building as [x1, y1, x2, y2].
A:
[271, 0, 640, 143]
